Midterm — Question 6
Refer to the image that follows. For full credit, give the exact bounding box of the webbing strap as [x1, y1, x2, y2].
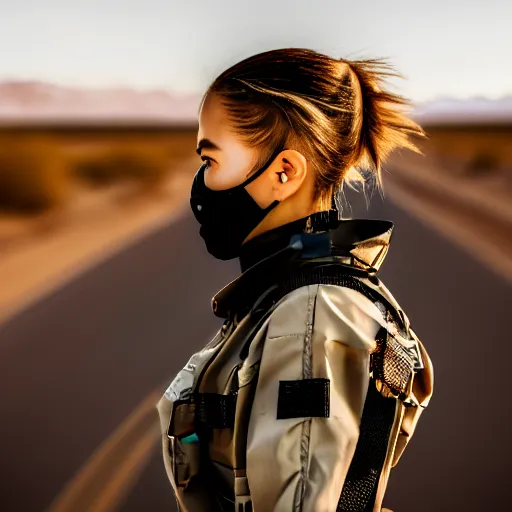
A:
[194, 392, 237, 429]
[261, 263, 406, 330]
[249, 268, 400, 510]
[337, 329, 398, 511]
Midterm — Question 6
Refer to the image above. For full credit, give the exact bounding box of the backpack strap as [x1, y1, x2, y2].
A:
[336, 330, 399, 512]
[195, 261, 420, 511]
[233, 264, 422, 511]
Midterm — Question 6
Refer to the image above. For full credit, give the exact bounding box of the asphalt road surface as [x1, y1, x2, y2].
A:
[1, 188, 510, 512]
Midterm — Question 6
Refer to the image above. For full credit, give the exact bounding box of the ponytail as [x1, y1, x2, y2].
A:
[340, 58, 427, 193]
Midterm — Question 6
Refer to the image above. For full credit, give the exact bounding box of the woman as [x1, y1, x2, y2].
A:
[157, 48, 434, 512]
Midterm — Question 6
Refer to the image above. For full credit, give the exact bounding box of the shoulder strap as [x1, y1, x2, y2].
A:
[196, 262, 413, 512]
[337, 331, 399, 511]
[196, 260, 408, 433]
[238, 264, 414, 511]
[256, 261, 406, 330]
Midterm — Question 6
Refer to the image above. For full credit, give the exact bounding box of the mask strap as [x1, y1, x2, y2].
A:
[240, 146, 288, 187]
[264, 199, 280, 212]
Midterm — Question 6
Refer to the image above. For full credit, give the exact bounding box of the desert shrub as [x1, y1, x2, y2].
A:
[465, 152, 500, 176]
[0, 135, 69, 214]
[73, 146, 172, 189]
[73, 153, 126, 186]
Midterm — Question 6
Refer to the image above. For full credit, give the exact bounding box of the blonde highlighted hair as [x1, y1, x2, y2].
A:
[203, 48, 427, 210]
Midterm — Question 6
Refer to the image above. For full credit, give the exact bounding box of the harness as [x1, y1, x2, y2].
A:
[174, 229, 424, 511]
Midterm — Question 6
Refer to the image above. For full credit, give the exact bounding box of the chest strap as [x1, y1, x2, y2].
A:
[194, 392, 237, 429]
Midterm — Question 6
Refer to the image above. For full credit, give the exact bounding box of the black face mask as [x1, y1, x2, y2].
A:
[190, 147, 287, 260]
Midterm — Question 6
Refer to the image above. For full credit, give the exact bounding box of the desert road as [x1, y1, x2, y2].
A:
[0, 189, 510, 512]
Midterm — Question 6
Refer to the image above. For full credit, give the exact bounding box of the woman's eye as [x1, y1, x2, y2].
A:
[200, 156, 212, 168]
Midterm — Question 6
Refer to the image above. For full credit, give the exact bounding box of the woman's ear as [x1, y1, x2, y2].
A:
[272, 149, 308, 198]
[245, 148, 309, 207]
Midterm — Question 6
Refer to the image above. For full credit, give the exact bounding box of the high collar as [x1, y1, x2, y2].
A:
[239, 209, 340, 273]
[212, 212, 395, 319]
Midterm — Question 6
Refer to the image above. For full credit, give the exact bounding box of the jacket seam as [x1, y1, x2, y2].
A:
[294, 284, 319, 511]
[266, 333, 307, 340]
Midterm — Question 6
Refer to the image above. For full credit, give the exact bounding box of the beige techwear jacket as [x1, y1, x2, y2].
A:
[157, 215, 434, 512]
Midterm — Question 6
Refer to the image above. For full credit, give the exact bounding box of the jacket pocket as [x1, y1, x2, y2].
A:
[170, 434, 201, 488]
[167, 400, 201, 489]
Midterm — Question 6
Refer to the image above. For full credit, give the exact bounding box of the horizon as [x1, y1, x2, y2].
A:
[1, 78, 512, 105]
[1, 78, 512, 127]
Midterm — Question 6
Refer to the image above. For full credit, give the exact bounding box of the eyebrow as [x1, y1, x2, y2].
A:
[196, 138, 222, 156]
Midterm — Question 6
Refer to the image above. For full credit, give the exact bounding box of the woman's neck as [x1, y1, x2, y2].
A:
[244, 189, 326, 244]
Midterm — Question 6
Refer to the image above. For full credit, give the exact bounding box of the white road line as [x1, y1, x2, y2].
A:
[49, 389, 163, 512]
[385, 178, 512, 283]
[87, 424, 159, 512]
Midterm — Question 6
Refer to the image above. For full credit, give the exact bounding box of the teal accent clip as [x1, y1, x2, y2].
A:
[181, 433, 199, 444]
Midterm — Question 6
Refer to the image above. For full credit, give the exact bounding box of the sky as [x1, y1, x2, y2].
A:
[0, 0, 511, 103]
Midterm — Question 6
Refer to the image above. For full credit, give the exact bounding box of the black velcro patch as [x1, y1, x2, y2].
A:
[277, 378, 330, 419]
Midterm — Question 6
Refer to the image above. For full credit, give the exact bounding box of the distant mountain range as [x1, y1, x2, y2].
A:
[411, 95, 512, 125]
[0, 80, 510, 126]
[0, 80, 202, 126]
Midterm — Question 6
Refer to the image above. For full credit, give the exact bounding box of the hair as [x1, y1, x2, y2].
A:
[201, 47, 427, 211]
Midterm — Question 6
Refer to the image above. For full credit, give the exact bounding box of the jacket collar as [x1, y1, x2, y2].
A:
[239, 209, 340, 273]
[212, 211, 395, 318]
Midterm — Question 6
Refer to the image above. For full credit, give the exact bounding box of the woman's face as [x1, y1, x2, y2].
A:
[196, 92, 316, 235]
[196, 92, 294, 210]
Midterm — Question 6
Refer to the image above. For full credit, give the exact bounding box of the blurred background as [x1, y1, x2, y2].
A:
[0, 1, 510, 511]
